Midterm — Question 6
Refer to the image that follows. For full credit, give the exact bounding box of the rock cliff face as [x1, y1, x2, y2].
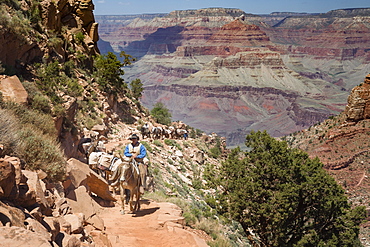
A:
[97, 8, 249, 57]
[98, 8, 370, 146]
[345, 73, 370, 121]
[0, 0, 99, 73]
[142, 84, 333, 145]
[263, 16, 370, 61]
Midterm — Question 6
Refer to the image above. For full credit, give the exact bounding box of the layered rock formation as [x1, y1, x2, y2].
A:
[345, 73, 370, 121]
[97, 8, 252, 57]
[99, 8, 370, 146]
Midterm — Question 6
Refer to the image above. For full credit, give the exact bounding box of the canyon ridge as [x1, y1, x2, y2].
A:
[97, 8, 370, 147]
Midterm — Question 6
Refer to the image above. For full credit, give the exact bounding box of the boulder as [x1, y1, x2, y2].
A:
[55, 231, 82, 247]
[0, 76, 28, 105]
[85, 214, 104, 231]
[63, 213, 84, 234]
[58, 217, 72, 235]
[3, 156, 22, 185]
[89, 230, 112, 247]
[91, 124, 109, 136]
[194, 150, 205, 164]
[66, 186, 101, 219]
[25, 218, 51, 241]
[175, 150, 183, 158]
[0, 201, 25, 227]
[53, 197, 72, 217]
[21, 170, 50, 210]
[66, 158, 116, 201]
[0, 158, 16, 199]
[42, 216, 61, 242]
[0, 226, 51, 247]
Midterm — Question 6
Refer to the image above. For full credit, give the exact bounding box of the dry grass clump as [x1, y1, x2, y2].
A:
[0, 107, 66, 181]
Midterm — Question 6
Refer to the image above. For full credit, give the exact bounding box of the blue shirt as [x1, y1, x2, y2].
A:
[124, 143, 147, 159]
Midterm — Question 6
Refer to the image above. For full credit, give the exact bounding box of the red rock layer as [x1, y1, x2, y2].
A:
[207, 20, 270, 46]
[263, 17, 370, 60]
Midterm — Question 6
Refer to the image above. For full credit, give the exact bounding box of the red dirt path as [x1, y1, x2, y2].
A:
[98, 197, 210, 247]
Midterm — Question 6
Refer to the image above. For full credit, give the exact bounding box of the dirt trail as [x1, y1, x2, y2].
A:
[98, 196, 210, 247]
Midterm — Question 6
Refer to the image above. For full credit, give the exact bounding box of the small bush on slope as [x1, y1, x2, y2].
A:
[0, 106, 66, 181]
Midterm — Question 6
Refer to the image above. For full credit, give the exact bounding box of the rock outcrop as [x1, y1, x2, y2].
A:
[0, 76, 28, 105]
[0, 0, 99, 73]
[345, 73, 370, 121]
[0, 154, 115, 246]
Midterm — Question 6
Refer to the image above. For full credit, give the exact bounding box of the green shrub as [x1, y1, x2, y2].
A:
[0, 108, 66, 181]
[130, 78, 143, 99]
[183, 141, 190, 148]
[164, 139, 182, 150]
[35, 60, 83, 105]
[153, 140, 163, 147]
[2, 102, 56, 137]
[208, 138, 222, 158]
[75, 31, 85, 44]
[30, 94, 52, 114]
[17, 128, 66, 180]
[0, 8, 31, 38]
[22, 81, 51, 114]
[0, 108, 20, 156]
[93, 51, 133, 94]
[49, 36, 63, 49]
[183, 211, 197, 225]
[150, 102, 172, 125]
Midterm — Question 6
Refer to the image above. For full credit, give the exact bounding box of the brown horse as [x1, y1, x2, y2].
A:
[116, 159, 142, 214]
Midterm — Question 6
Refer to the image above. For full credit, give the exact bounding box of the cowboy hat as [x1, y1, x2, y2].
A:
[128, 133, 139, 140]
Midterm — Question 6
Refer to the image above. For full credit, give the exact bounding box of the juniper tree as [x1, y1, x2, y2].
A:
[130, 78, 143, 99]
[216, 130, 365, 247]
[93, 51, 135, 95]
[150, 102, 172, 125]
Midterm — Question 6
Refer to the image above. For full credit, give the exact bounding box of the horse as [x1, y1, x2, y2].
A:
[151, 126, 163, 139]
[141, 123, 151, 139]
[109, 158, 142, 214]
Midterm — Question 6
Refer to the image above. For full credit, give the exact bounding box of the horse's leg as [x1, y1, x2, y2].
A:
[130, 190, 135, 213]
[134, 189, 141, 212]
[125, 189, 130, 204]
[119, 183, 126, 215]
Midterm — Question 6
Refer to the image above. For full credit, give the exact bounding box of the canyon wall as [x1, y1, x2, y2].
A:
[96, 8, 370, 146]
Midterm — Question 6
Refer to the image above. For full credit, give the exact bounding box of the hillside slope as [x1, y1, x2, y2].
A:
[287, 73, 370, 208]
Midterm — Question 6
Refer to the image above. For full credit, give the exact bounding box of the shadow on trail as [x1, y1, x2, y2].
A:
[133, 206, 159, 217]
